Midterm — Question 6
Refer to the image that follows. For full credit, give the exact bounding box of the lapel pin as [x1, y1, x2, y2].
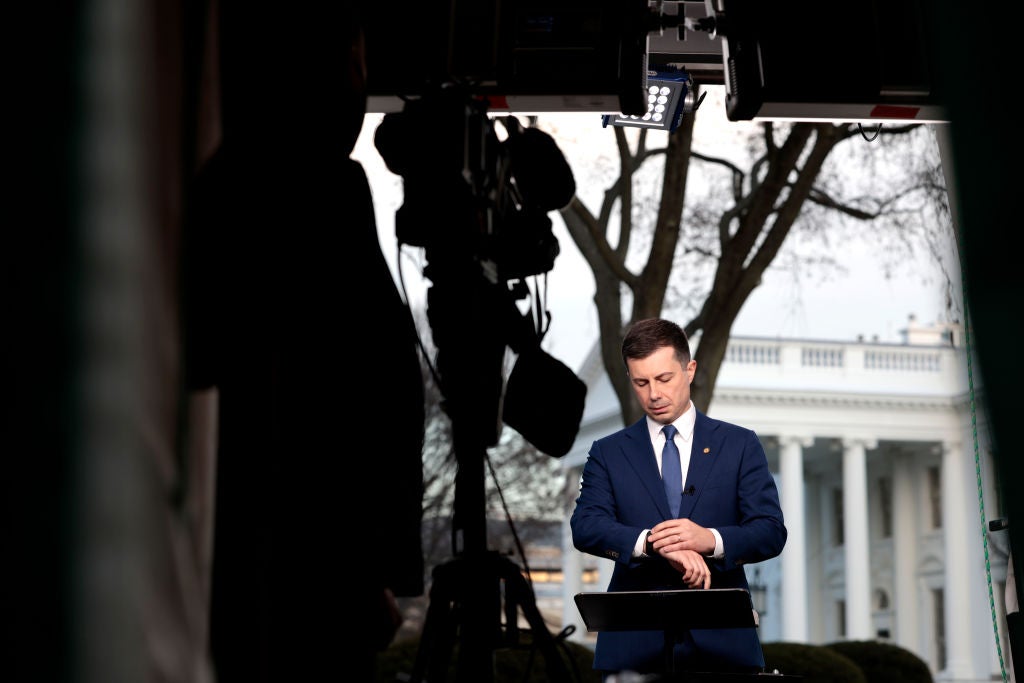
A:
[703, 447, 710, 454]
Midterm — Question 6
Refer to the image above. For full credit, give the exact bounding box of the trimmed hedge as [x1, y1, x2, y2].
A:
[825, 640, 933, 683]
[377, 637, 932, 682]
[375, 634, 602, 683]
[761, 642, 866, 683]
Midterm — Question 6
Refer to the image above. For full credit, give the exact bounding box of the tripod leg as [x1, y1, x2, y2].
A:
[496, 556, 573, 682]
[410, 563, 459, 683]
[410, 555, 503, 683]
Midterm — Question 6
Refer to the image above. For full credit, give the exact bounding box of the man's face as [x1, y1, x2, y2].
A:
[626, 345, 696, 425]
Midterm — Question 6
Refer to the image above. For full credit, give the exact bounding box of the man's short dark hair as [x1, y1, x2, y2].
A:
[621, 318, 692, 368]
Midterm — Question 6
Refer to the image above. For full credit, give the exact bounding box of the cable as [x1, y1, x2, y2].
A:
[486, 452, 533, 584]
[956, 223, 1010, 682]
[858, 123, 882, 141]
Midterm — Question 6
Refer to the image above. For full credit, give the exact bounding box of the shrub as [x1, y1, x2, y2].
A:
[375, 633, 602, 683]
[825, 640, 933, 683]
[378, 637, 930, 683]
[761, 642, 866, 683]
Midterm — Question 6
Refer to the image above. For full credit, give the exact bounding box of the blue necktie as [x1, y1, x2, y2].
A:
[662, 424, 682, 517]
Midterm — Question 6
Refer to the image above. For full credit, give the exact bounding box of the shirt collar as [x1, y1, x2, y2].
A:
[646, 400, 696, 442]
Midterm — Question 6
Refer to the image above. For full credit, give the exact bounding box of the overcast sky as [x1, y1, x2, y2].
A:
[353, 95, 961, 372]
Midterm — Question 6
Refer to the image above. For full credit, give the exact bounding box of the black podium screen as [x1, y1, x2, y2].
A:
[575, 588, 757, 632]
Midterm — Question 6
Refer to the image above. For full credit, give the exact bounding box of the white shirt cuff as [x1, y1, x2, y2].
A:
[636, 529, 651, 557]
[710, 528, 724, 559]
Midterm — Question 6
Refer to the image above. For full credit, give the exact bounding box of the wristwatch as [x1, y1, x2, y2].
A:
[645, 531, 656, 557]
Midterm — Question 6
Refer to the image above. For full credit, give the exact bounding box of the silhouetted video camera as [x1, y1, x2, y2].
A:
[374, 88, 575, 284]
[374, 85, 586, 461]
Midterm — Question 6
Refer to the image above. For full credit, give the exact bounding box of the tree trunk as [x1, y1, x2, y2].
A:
[564, 114, 847, 421]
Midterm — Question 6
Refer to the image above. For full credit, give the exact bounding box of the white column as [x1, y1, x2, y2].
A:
[842, 438, 875, 640]
[805, 475, 825, 642]
[779, 435, 812, 641]
[941, 440, 982, 679]
[561, 466, 586, 642]
[891, 448, 918, 649]
[560, 514, 586, 642]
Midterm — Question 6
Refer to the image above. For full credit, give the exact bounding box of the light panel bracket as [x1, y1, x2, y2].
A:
[601, 67, 697, 133]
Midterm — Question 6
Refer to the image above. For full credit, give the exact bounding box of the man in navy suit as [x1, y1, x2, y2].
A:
[571, 318, 786, 677]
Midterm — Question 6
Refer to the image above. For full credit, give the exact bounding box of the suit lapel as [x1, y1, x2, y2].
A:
[678, 410, 716, 519]
[622, 419, 673, 519]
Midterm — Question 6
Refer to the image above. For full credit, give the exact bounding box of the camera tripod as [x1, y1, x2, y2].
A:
[378, 88, 578, 682]
[408, 275, 576, 683]
[410, 541, 574, 683]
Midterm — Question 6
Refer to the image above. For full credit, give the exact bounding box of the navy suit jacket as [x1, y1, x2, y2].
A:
[570, 410, 786, 674]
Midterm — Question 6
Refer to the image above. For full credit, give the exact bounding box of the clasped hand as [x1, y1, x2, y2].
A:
[649, 518, 715, 589]
[665, 549, 710, 589]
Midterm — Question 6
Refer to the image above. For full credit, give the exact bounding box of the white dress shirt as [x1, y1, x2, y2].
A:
[636, 401, 724, 559]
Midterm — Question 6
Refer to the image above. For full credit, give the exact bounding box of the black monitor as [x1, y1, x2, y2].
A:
[363, 0, 649, 115]
[715, 0, 945, 122]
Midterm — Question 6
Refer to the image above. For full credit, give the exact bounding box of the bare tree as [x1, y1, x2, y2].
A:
[554, 85, 952, 422]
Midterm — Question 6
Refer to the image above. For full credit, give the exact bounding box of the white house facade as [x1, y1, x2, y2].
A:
[558, 317, 1015, 683]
